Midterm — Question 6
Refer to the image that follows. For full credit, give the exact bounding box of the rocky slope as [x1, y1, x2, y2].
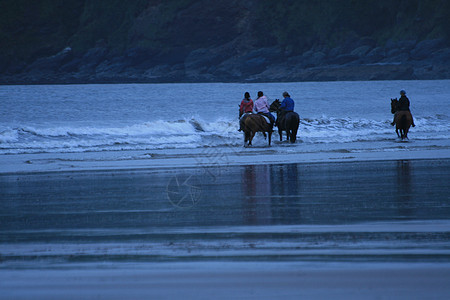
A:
[1, 0, 450, 84]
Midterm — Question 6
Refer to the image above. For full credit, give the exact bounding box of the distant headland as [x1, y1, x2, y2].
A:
[1, 0, 449, 84]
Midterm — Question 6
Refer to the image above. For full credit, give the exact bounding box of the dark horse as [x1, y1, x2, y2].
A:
[269, 99, 300, 143]
[240, 113, 273, 147]
[391, 98, 412, 140]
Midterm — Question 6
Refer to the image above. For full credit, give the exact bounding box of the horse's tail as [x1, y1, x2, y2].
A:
[400, 112, 413, 129]
[400, 114, 407, 129]
[239, 117, 246, 131]
[286, 112, 300, 143]
[398, 112, 412, 139]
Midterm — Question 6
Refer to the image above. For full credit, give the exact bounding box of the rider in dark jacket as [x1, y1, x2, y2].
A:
[392, 90, 416, 127]
[276, 91, 295, 126]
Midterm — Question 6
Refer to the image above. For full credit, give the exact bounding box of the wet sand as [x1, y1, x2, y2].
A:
[1, 159, 449, 298]
[2, 263, 450, 299]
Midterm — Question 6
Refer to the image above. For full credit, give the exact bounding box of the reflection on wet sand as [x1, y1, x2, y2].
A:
[238, 160, 450, 226]
[397, 160, 413, 217]
[242, 165, 272, 225]
[242, 164, 303, 225]
[269, 164, 302, 223]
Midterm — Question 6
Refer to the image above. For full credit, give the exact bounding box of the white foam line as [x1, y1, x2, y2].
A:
[0, 146, 449, 174]
[3, 220, 450, 235]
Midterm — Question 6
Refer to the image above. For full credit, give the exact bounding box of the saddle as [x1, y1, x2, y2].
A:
[277, 111, 294, 126]
[253, 113, 270, 124]
[260, 115, 271, 124]
[239, 112, 252, 120]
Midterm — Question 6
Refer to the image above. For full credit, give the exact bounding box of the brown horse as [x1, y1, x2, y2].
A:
[391, 98, 412, 140]
[240, 113, 273, 147]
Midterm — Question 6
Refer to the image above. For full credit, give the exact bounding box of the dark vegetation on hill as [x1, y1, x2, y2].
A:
[1, 0, 450, 83]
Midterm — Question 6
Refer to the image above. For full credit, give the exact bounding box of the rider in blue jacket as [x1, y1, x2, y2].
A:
[277, 92, 295, 126]
[280, 91, 294, 112]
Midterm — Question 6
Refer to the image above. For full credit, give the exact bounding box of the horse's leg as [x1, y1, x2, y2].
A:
[291, 123, 298, 143]
[278, 127, 283, 141]
[244, 131, 251, 147]
[249, 131, 255, 146]
[404, 125, 410, 139]
[268, 130, 272, 146]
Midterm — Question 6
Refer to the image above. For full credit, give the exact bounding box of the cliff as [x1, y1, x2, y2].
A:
[1, 0, 450, 84]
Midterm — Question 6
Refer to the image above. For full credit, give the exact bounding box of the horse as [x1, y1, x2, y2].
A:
[391, 98, 412, 140]
[240, 113, 273, 147]
[269, 99, 300, 143]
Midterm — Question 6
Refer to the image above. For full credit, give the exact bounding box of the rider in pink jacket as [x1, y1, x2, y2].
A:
[254, 91, 275, 126]
[254, 92, 269, 113]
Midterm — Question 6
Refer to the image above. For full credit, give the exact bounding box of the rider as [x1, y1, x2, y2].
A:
[239, 92, 253, 117]
[254, 91, 275, 129]
[391, 90, 416, 127]
[277, 91, 295, 126]
[238, 92, 254, 131]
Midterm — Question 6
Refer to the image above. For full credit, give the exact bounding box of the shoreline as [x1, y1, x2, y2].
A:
[1, 146, 449, 175]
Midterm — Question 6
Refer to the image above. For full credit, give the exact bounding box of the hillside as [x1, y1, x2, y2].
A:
[1, 0, 450, 83]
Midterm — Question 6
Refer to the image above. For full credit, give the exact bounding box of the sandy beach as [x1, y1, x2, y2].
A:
[2, 263, 450, 299]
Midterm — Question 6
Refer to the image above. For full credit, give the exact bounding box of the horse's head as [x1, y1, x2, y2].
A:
[269, 99, 281, 112]
[391, 98, 399, 114]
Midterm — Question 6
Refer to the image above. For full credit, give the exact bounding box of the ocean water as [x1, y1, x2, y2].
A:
[1, 80, 449, 155]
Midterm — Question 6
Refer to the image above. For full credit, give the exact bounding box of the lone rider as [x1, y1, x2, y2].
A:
[254, 91, 275, 129]
[277, 91, 295, 126]
[392, 90, 416, 127]
[238, 92, 254, 131]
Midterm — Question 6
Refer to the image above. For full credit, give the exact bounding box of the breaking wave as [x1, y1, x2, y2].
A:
[0, 115, 449, 154]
